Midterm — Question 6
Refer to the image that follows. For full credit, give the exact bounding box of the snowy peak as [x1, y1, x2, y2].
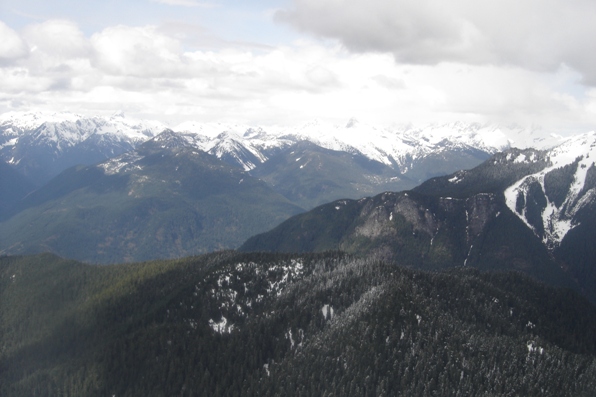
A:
[0, 111, 168, 184]
[146, 129, 208, 152]
[207, 133, 264, 171]
[274, 120, 555, 172]
[345, 118, 359, 128]
[0, 110, 81, 131]
[0, 111, 586, 188]
[504, 131, 596, 248]
[0, 110, 167, 144]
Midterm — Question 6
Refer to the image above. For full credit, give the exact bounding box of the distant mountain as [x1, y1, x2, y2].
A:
[2, 252, 596, 396]
[1, 111, 568, 207]
[0, 131, 303, 264]
[175, 120, 561, 208]
[0, 111, 166, 185]
[241, 133, 596, 303]
[175, 118, 561, 179]
[250, 141, 416, 209]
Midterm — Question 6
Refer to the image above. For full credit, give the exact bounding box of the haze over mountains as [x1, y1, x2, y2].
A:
[0, 131, 303, 263]
[0, 111, 576, 264]
[0, 111, 562, 185]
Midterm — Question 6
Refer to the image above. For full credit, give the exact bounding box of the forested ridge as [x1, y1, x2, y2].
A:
[2, 252, 596, 396]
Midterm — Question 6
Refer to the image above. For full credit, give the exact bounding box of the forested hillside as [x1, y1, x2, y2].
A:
[240, 143, 596, 303]
[2, 252, 595, 396]
[0, 136, 303, 264]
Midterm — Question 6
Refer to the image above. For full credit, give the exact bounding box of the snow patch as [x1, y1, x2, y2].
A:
[98, 152, 143, 175]
[527, 341, 544, 355]
[209, 317, 233, 334]
[504, 132, 596, 248]
[322, 304, 334, 320]
[463, 245, 473, 266]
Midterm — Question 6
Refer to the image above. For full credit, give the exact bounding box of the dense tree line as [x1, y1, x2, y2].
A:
[1, 252, 596, 396]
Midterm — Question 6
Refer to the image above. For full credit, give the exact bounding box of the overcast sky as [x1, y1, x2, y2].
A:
[1, 0, 595, 132]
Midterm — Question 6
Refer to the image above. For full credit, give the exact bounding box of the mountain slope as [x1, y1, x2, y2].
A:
[0, 161, 35, 218]
[2, 252, 596, 396]
[250, 141, 416, 209]
[240, 191, 570, 288]
[0, 132, 303, 264]
[500, 133, 596, 300]
[241, 136, 596, 301]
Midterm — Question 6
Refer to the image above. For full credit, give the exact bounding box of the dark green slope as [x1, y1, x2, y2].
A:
[240, 148, 580, 293]
[241, 191, 571, 288]
[0, 137, 303, 264]
[250, 141, 415, 209]
[1, 253, 596, 396]
[0, 161, 35, 219]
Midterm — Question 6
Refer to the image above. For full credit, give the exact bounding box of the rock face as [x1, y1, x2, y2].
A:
[352, 193, 437, 240]
[465, 193, 500, 241]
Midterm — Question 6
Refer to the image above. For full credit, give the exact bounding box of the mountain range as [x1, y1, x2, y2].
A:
[2, 110, 596, 396]
[0, 111, 166, 186]
[242, 132, 596, 303]
[0, 111, 564, 203]
[2, 111, 569, 263]
[0, 131, 302, 264]
[1, 110, 594, 278]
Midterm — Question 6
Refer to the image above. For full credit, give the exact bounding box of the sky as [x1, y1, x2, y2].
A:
[1, 0, 596, 133]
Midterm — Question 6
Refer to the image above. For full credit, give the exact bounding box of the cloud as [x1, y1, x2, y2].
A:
[22, 20, 90, 59]
[276, 0, 596, 85]
[91, 25, 192, 78]
[0, 17, 595, 132]
[150, 0, 217, 7]
[0, 21, 29, 63]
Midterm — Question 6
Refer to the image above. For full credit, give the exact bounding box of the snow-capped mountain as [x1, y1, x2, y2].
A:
[0, 111, 572, 188]
[173, 118, 567, 176]
[0, 111, 167, 185]
[504, 131, 596, 249]
[173, 124, 294, 171]
[279, 119, 571, 171]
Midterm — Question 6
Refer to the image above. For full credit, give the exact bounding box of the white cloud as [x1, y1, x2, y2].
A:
[150, 0, 216, 7]
[0, 21, 29, 63]
[0, 16, 595, 133]
[90, 25, 186, 78]
[277, 0, 596, 85]
[22, 20, 90, 60]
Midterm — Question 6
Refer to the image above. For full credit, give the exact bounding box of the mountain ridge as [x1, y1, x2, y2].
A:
[0, 134, 303, 264]
[240, 134, 596, 302]
[1, 111, 571, 187]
